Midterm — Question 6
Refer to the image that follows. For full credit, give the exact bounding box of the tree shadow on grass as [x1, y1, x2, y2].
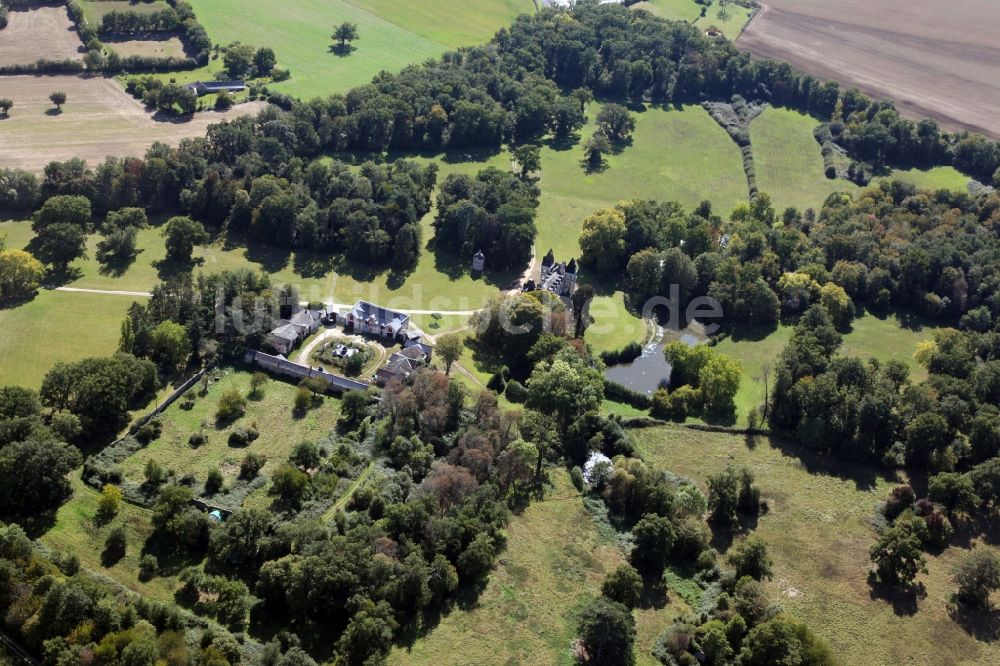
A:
[101, 544, 126, 568]
[867, 576, 926, 617]
[765, 432, 890, 492]
[4, 509, 58, 539]
[328, 44, 356, 57]
[97, 252, 141, 278]
[948, 603, 1000, 641]
[544, 132, 581, 152]
[153, 256, 204, 281]
[723, 320, 779, 343]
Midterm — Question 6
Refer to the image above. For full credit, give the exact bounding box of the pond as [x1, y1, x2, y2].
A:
[603, 328, 700, 395]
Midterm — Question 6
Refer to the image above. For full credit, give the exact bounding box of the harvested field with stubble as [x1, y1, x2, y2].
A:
[107, 36, 186, 59]
[0, 76, 267, 172]
[738, 0, 1000, 138]
[0, 4, 83, 65]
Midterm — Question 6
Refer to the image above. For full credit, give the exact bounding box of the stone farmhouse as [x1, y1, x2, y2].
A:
[266, 308, 326, 355]
[376, 345, 430, 385]
[345, 300, 410, 340]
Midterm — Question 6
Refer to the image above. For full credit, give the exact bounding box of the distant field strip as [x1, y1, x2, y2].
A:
[189, 0, 535, 99]
[0, 76, 266, 173]
[738, 0, 1000, 137]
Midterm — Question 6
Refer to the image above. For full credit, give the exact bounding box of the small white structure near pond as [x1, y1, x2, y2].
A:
[583, 451, 613, 485]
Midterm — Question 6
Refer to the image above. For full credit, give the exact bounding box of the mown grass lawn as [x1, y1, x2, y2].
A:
[0, 289, 136, 389]
[750, 106, 858, 214]
[841, 311, 939, 382]
[585, 291, 648, 356]
[117, 368, 341, 490]
[632, 424, 1000, 666]
[388, 469, 684, 666]
[188, 0, 533, 100]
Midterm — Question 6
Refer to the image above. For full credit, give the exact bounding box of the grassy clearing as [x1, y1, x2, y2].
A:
[40, 475, 177, 603]
[630, 0, 703, 22]
[117, 368, 341, 490]
[695, 4, 754, 40]
[389, 469, 682, 666]
[189, 0, 533, 100]
[750, 106, 858, 213]
[711, 311, 940, 425]
[585, 291, 648, 355]
[632, 424, 1000, 666]
[713, 322, 793, 425]
[344, 0, 534, 48]
[881, 166, 971, 192]
[841, 311, 939, 382]
[0, 289, 137, 389]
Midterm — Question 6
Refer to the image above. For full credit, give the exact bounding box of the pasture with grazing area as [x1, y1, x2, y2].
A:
[738, 0, 1000, 138]
[0, 3, 83, 65]
[633, 425, 1000, 666]
[0, 76, 267, 173]
[188, 0, 536, 99]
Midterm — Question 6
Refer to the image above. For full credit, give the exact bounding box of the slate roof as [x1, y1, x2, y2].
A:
[349, 300, 409, 334]
[270, 324, 299, 342]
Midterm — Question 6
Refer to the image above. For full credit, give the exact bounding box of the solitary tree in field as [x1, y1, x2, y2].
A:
[512, 144, 541, 182]
[0, 99, 12, 117]
[49, 91, 67, 111]
[332, 22, 359, 51]
[435, 334, 464, 376]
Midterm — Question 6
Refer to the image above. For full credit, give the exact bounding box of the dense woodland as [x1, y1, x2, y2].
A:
[3, 2, 1000, 664]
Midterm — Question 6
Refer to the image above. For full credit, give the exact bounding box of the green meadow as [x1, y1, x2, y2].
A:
[388, 469, 684, 666]
[632, 425, 1000, 666]
[0, 289, 136, 389]
[749, 106, 858, 213]
[188, 0, 535, 99]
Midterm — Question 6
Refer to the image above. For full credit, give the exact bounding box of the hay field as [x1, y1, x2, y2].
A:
[108, 36, 186, 59]
[0, 75, 267, 172]
[738, 0, 1000, 138]
[0, 4, 83, 65]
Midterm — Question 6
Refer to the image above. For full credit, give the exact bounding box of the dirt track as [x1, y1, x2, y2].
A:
[0, 4, 83, 65]
[738, 0, 1000, 138]
[0, 75, 267, 172]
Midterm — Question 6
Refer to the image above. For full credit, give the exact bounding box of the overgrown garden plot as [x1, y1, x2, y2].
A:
[116, 368, 342, 493]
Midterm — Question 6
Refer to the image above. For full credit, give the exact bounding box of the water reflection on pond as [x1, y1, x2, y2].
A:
[603, 328, 701, 395]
